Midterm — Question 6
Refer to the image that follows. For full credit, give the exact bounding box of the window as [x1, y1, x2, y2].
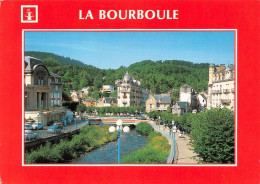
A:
[54, 93, 60, 98]
[55, 85, 58, 91]
[150, 104, 153, 108]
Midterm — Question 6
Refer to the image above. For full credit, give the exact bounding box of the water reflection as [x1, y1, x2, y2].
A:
[71, 130, 148, 163]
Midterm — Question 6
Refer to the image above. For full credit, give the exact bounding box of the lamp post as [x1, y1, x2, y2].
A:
[172, 125, 177, 162]
[75, 116, 77, 129]
[83, 115, 86, 125]
[37, 114, 40, 138]
[158, 116, 161, 130]
[109, 119, 130, 164]
[94, 109, 97, 117]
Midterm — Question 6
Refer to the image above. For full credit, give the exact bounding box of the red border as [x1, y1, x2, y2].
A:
[1, 0, 259, 183]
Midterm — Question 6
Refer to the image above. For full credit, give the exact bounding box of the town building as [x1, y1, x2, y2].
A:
[115, 72, 143, 107]
[80, 87, 89, 97]
[49, 72, 63, 106]
[101, 85, 115, 93]
[179, 84, 199, 110]
[172, 101, 190, 115]
[141, 88, 150, 108]
[24, 56, 66, 125]
[83, 97, 97, 107]
[145, 94, 172, 113]
[70, 90, 80, 102]
[197, 93, 207, 111]
[97, 97, 117, 107]
[207, 64, 235, 110]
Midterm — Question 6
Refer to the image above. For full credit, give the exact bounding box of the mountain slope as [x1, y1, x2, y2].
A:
[25, 51, 91, 67]
[25, 51, 209, 95]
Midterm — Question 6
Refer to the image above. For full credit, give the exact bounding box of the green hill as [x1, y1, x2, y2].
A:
[25, 52, 209, 96]
[25, 51, 91, 67]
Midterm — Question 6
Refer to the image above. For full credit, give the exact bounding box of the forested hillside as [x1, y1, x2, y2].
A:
[25, 51, 91, 67]
[25, 52, 209, 96]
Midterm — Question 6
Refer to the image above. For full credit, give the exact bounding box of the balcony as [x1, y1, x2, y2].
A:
[221, 99, 231, 104]
[223, 89, 230, 93]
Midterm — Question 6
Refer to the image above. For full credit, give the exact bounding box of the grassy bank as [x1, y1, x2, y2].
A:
[121, 122, 170, 164]
[25, 125, 117, 163]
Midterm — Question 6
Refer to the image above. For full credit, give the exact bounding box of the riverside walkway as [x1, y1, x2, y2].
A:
[149, 121, 198, 164]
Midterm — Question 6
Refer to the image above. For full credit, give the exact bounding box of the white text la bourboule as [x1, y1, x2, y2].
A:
[79, 10, 179, 20]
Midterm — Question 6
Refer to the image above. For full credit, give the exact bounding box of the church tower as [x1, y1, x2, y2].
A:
[208, 63, 214, 85]
[207, 63, 214, 109]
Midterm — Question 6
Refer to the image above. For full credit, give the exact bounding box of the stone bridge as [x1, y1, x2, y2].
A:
[87, 117, 148, 125]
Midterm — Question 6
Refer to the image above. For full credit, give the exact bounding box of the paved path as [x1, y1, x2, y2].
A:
[149, 121, 198, 164]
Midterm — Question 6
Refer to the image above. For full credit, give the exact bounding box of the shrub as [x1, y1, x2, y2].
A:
[121, 133, 170, 164]
[136, 122, 154, 136]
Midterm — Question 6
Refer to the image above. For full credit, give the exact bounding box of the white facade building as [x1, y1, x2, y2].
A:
[207, 64, 235, 110]
[197, 94, 207, 111]
[179, 84, 198, 110]
[115, 72, 143, 107]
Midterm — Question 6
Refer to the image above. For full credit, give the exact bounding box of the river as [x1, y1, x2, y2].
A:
[71, 129, 148, 163]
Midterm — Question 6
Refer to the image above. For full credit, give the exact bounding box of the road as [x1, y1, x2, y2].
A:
[26, 119, 88, 142]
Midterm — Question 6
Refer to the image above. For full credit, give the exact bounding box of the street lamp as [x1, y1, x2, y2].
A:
[74, 116, 77, 129]
[158, 116, 161, 130]
[172, 125, 177, 162]
[94, 109, 97, 117]
[109, 119, 130, 164]
[37, 114, 40, 138]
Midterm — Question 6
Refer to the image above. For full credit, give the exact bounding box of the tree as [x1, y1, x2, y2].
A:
[190, 108, 234, 163]
[101, 91, 109, 98]
[93, 76, 103, 90]
[76, 103, 86, 114]
[109, 91, 117, 98]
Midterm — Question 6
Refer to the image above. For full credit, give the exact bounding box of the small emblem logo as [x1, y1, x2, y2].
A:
[21, 5, 38, 23]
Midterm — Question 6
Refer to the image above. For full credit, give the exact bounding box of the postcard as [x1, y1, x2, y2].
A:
[0, 0, 259, 183]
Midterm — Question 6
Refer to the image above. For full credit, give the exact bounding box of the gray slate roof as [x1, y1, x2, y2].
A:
[227, 64, 234, 71]
[176, 101, 190, 109]
[199, 94, 207, 100]
[153, 94, 171, 104]
[105, 97, 117, 103]
[24, 56, 43, 71]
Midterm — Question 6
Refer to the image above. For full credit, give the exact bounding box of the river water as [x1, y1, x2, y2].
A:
[71, 129, 148, 164]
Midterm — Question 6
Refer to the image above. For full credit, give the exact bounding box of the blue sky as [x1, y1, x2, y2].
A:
[25, 31, 234, 69]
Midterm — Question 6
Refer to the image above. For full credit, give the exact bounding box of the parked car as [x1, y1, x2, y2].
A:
[47, 125, 62, 134]
[25, 130, 37, 141]
[25, 123, 33, 130]
[32, 122, 44, 130]
[53, 122, 64, 129]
